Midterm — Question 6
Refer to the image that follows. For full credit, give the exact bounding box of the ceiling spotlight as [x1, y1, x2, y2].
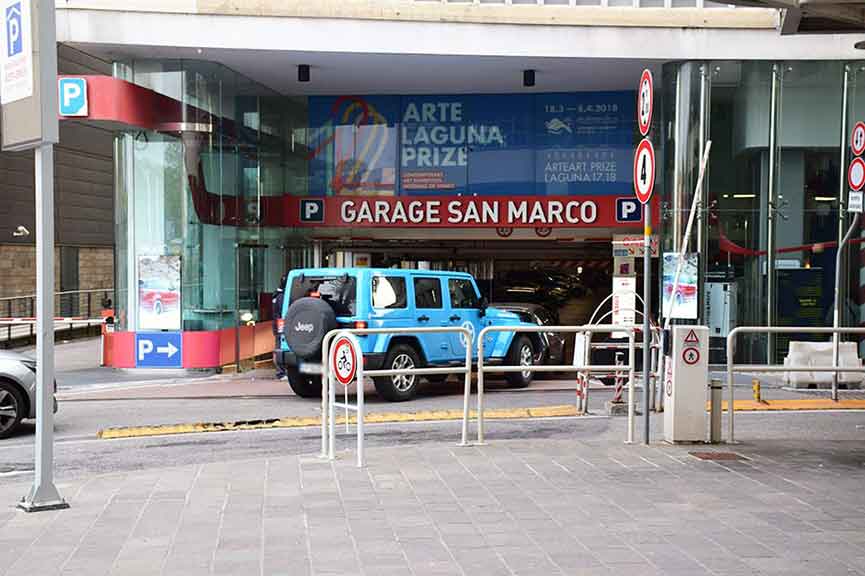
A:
[523, 69, 536, 88]
[298, 64, 310, 83]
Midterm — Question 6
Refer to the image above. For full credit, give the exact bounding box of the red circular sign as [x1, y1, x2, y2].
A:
[332, 336, 357, 386]
[633, 138, 655, 205]
[849, 157, 865, 191]
[638, 69, 654, 137]
[852, 122, 865, 156]
[682, 347, 701, 366]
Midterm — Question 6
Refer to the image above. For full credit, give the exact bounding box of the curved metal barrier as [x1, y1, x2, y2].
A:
[726, 326, 865, 443]
[470, 324, 640, 445]
[320, 326, 473, 463]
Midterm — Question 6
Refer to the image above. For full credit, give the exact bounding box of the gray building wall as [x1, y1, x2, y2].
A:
[0, 45, 115, 301]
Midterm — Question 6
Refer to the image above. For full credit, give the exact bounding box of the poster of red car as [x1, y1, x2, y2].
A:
[138, 255, 181, 331]
[662, 252, 699, 320]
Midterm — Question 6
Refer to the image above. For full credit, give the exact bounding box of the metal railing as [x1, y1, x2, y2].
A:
[320, 326, 473, 462]
[471, 324, 640, 445]
[725, 326, 865, 443]
[0, 288, 112, 342]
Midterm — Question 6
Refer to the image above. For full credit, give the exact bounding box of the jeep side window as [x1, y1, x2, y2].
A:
[413, 277, 442, 309]
[372, 276, 407, 309]
[448, 278, 480, 309]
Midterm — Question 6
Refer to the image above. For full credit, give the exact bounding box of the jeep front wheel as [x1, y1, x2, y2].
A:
[505, 336, 535, 388]
[285, 367, 322, 398]
[374, 344, 422, 402]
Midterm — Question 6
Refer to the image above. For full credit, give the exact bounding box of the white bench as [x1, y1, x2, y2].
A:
[783, 341, 864, 388]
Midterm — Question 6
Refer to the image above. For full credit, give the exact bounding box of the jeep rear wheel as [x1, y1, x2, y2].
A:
[374, 344, 422, 402]
[285, 367, 322, 398]
[505, 336, 534, 388]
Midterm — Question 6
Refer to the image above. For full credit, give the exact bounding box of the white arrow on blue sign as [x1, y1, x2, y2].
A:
[136, 332, 182, 368]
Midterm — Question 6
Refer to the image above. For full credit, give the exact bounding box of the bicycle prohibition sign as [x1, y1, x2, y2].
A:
[332, 335, 357, 386]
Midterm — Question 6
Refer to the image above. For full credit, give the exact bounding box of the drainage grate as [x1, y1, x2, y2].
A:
[689, 451, 746, 461]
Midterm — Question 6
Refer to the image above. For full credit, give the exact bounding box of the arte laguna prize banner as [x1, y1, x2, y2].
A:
[297, 92, 645, 228]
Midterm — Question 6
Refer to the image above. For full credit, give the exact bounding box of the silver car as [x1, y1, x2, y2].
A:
[0, 350, 53, 439]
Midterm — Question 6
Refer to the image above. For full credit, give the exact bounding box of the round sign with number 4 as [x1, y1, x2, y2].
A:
[633, 138, 655, 205]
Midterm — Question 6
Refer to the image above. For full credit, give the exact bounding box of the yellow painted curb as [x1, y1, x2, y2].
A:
[97, 404, 582, 440]
[707, 399, 865, 412]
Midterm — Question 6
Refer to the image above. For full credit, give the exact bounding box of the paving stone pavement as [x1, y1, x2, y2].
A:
[2, 431, 865, 575]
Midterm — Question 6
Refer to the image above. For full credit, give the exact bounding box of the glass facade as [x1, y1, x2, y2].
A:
[663, 60, 864, 363]
[110, 56, 863, 369]
[113, 60, 313, 339]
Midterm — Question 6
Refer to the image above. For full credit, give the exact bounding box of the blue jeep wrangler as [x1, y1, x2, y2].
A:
[275, 268, 540, 401]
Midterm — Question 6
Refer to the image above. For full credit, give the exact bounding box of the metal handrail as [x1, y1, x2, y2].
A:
[725, 326, 865, 443]
[474, 324, 640, 445]
[320, 325, 474, 459]
[0, 287, 113, 302]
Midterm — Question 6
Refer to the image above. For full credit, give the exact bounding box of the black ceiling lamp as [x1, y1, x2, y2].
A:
[523, 69, 536, 88]
[298, 64, 311, 83]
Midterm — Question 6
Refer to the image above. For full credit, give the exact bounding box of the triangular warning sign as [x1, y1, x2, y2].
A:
[684, 329, 700, 344]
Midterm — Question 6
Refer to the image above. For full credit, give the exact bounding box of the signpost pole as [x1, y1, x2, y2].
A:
[17, 0, 66, 512]
[642, 202, 651, 445]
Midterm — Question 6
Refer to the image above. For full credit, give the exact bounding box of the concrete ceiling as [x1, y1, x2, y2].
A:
[71, 43, 657, 96]
[723, 0, 865, 33]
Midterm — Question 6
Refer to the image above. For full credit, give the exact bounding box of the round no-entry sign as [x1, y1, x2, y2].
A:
[852, 121, 865, 156]
[638, 69, 653, 137]
[331, 335, 358, 386]
[633, 138, 655, 204]
[849, 157, 865, 191]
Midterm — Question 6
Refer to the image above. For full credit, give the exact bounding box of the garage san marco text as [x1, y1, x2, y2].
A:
[337, 197, 601, 226]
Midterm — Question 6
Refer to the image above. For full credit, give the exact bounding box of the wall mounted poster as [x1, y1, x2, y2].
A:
[662, 252, 699, 320]
[138, 255, 181, 331]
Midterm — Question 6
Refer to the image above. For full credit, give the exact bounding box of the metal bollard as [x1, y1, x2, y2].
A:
[612, 352, 625, 403]
[709, 378, 723, 443]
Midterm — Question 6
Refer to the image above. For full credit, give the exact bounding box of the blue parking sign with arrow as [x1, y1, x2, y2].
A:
[136, 332, 182, 368]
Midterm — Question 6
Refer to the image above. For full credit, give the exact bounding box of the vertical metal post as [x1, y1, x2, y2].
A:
[643, 202, 652, 444]
[833, 213, 860, 401]
[727, 330, 735, 443]
[19, 144, 67, 512]
[459, 328, 472, 446]
[356, 350, 364, 468]
[6, 300, 11, 341]
[627, 330, 636, 444]
[766, 64, 780, 365]
[477, 335, 486, 445]
[320, 336, 330, 458]
[328, 364, 336, 459]
[833, 65, 850, 396]
[234, 246, 241, 372]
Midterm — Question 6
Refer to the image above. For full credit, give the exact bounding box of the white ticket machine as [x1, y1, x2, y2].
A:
[664, 326, 709, 443]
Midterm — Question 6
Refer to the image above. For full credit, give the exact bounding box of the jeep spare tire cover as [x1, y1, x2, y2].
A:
[284, 297, 338, 359]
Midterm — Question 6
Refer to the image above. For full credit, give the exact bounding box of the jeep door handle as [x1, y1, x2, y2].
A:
[417, 315, 430, 322]
[449, 315, 461, 322]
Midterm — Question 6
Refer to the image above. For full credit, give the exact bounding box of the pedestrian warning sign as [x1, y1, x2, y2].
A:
[684, 329, 700, 344]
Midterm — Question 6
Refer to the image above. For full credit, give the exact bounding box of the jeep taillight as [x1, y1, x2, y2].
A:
[354, 321, 368, 329]
[276, 318, 285, 333]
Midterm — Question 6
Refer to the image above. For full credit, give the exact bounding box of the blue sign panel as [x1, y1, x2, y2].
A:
[308, 91, 634, 199]
[5, 2, 22, 58]
[135, 332, 182, 368]
[616, 197, 643, 223]
[58, 77, 87, 116]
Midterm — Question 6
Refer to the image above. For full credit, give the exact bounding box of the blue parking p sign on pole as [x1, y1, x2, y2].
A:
[136, 332, 183, 368]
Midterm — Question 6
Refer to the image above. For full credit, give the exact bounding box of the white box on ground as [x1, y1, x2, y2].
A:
[664, 325, 709, 443]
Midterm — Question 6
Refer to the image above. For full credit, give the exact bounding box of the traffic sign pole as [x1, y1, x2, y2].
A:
[642, 200, 651, 445]
[18, 0, 66, 513]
